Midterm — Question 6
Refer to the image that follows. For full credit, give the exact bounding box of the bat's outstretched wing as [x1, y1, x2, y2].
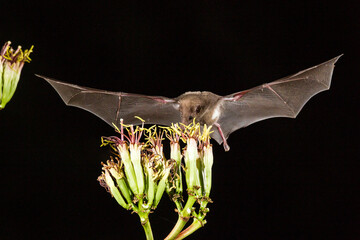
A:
[213, 55, 342, 144]
[37, 75, 181, 128]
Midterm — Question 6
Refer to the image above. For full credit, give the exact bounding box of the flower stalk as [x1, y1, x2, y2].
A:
[0, 41, 33, 109]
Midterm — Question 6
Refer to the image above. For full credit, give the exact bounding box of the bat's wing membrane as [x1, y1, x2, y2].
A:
[214, 55, 341, 143]
[37, 75, 181, 128]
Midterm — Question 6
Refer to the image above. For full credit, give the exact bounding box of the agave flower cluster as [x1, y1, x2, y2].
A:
[98, 120, 171, 239]
[98, 119, 214, 240]
[0, 41, 33, 109]
[164, 122, 214, 240]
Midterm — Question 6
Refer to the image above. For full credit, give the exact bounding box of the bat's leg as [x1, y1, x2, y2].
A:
[214, 123, 230, 151]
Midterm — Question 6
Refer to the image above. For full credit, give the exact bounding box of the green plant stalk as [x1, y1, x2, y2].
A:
[164, 195, 197, 240]
[175, 199, 209, 239]
[138, 209, 153, 240]
[174, 199, 183, 212]
[141, 218, 154, 240]
[175, 218, 203, 240]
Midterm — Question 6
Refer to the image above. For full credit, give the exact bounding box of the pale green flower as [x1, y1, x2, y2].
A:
[0, 41, 33, 109]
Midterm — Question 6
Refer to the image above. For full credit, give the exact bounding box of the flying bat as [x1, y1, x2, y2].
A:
[37, 55, 341, 151]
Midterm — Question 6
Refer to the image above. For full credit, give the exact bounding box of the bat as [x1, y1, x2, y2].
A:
[36, 55, 341, 151]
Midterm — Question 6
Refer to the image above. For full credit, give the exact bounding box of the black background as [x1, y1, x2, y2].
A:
[1, 1, 359, 239]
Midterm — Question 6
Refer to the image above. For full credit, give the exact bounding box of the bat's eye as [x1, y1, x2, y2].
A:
[195, 105, 202, 114]
[189, 116, 194, 121]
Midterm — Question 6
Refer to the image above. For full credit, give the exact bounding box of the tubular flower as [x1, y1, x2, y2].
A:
[0, 41, 33, 109]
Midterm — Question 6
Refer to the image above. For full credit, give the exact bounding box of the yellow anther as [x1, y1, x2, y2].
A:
[134, 116, 145, 122]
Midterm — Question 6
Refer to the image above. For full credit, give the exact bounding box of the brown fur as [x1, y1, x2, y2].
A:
[176, 91, 222, 125]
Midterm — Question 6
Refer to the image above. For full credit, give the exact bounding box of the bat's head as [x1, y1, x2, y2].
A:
[177, 91, 221, 125]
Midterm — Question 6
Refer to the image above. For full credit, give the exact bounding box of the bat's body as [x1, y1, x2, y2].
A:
[177, 91, 222, 126]
[37, 55, 341, 151]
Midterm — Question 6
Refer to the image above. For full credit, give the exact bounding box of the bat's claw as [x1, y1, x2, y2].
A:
[223, 142, 230, 151]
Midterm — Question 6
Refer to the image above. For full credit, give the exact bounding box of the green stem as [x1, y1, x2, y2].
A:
[141, 217, 154, 240]
[175, 218, 203, 240]
[137, 192, 153, 240]
[165, 195, 197, 240]
[165, 215, 188, 240]
[174, 199, 183, 212]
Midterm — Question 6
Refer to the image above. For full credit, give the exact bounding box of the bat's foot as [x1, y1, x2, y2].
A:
[223, 142, 230, 151]
[214, 122, 230, 151]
